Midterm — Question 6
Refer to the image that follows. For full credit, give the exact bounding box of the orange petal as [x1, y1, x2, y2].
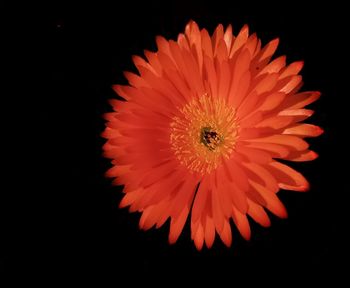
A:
[237, 91, 260, 119]
[247, 135, 309, 151]
[283, 124, 324, 137]
[181, 49, 205, 95]
[212, 24, 224, 56]
[177, 33, 190, 51]
[242, 162, 279, 193]
[155, 201, 172, 228]
[147, 201, 172, 230]
[217, 220, 232, 247]
[236, 144, 273, 164]
[224, 158, 250, 192]
[223, 24, 233, 50]
[192, 175, 211, 223]
[170, 176, 199, 220]
[252, 38, 279, 70]
[201, 28, 214, 58]
[249, 180, 288, 218]
[169, 206, 189, 244]
[216, 39, 229, 64]
[169, 41, 194, 89]
[212, 187, 225, 232]
[230, 24, 249, 57]
[228, 182, 248, 214]
[257, 55, 286, 76]
[238, 127, 275, 140]
[123, 71, 149, 88]
[112, 84, 132, 100]
[105, 165, 131, 178]
[144, 50, 162, 76]
[139, 206, 155, 230]
[217, 59, 231, 99]
[279, 75, 302, 94]
[214, 167, 233, 218]
[244, 33, 258, 59]
[268, 161, 309, 191]
[229, 49, 251, 107]
[252, 73, 279, 95]
[247, 199, 271, 227]
[239, 111, 264, 128]
[203, 55, 218, 97]
[280, 91, 321, 110]
[119, 188, 143, 208]
[140, 174, 186, 209]
[193, 222, 205, 250]
[232, 206, 251, 240]
[156, 35, 171, 55]
[279, 109, 314, 122]
[256, 115, 295, 129]
[258, 92, 286, 112]
[132, 55, 154, 74]
[279, 61, 304, 78]
[284, 150, 318, 162]
[204, 216, 216, 248]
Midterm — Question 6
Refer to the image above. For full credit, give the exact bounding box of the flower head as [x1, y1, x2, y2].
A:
[103, 20, 323, 250]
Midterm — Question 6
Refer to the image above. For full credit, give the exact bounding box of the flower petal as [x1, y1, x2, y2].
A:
[279, 61, 304, 78]
[191, 175, 211, 223]
[224, 158, 250, 192]
[283, 124, 324, 137]
[217, 220, 232, 247]
[242, 162, 279, 193]
[247, 199, 271, 227]
[193, 222, 205, 250]
[204, 216, 216, 248]
[280, 91, 321, 110]
[268, 161, 309, 191]
[284, 150, 318, 162]
[247, 135, 309, 151]
[230, 24, 249, 57]
[236, 144, 273, 164]
[232, 206, 251, 240]
[249, 180, 288, 218]
[258, 92, 286, 111]
[257, 55, 286, 76]
[169, 206, 189, 244]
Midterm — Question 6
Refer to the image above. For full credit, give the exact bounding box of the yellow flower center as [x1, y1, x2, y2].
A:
[170, 93, 238, 175]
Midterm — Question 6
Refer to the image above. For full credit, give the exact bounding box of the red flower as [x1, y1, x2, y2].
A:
[103, 20, 323, 250]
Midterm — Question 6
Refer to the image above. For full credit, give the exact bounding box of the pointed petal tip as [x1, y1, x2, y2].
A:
[242, 24, 249, 30]
[168, 235, 177, 245]
[311, 150, 319, 160]
[264, 218, 271, 228]
[119, 201, 129, 209]
[205, 242, 213, 249]
[279, 183, 309, 192]
[194, 241, 204, 251]
[317, 126, 324, 136]
[280, 208, 288, 219]
[299, 60, 304, 68]
[242, 230, 251, 241]
[300, 184, 310, 192]
[273, 37, 280, 45]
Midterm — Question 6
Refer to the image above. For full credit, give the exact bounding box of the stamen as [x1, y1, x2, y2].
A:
[170, 93, 238, 175]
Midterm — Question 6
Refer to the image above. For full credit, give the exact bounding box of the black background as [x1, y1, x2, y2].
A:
[14, 0, 348, 284]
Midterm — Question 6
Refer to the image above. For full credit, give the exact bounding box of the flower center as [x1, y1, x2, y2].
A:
[170, 94, 238, 175]
[200, 127, 222, 151]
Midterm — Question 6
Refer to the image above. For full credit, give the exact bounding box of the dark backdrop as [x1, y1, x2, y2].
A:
[23, 0, 347, 284]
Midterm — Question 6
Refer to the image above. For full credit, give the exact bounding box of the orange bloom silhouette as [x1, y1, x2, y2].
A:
[102, 20, 323, 250]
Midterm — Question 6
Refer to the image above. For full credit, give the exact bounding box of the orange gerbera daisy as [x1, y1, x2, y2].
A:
[102, 20, 323, 250]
